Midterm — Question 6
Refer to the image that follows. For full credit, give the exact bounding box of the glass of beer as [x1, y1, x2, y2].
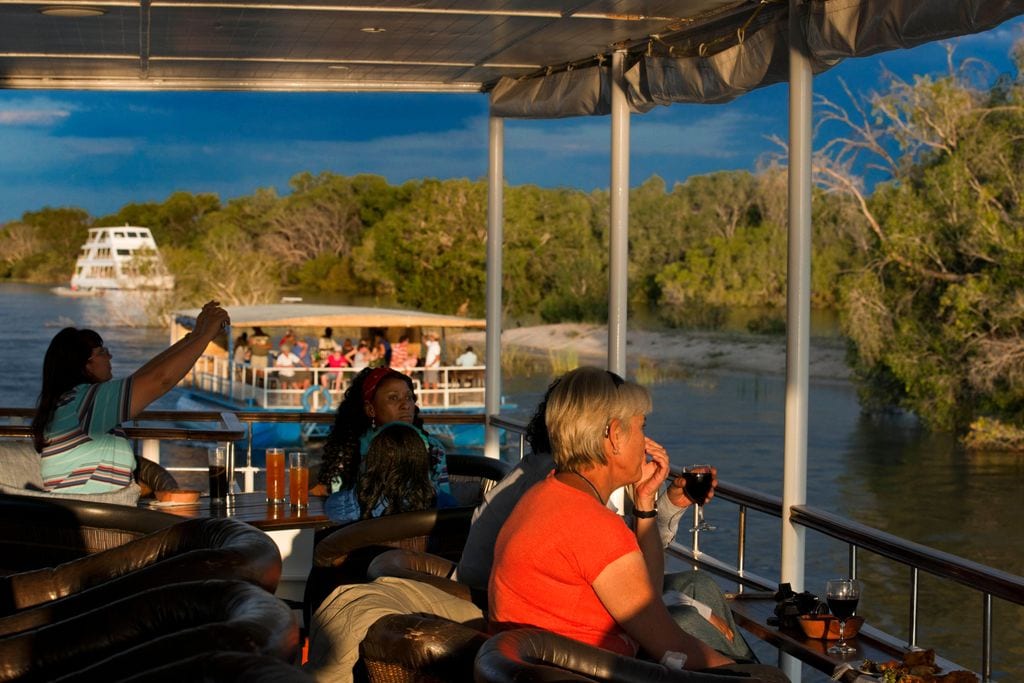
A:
[208, 446, 230, 504]
[289, 450, 309, 508]
[265, 447, 286, 503]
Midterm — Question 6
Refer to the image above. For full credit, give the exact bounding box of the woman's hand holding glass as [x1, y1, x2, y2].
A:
[666, 465, 718, 510]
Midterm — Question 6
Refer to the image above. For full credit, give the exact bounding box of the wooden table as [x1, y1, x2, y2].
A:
[727, 594, 969, 679]
[141, 491, 330, 531]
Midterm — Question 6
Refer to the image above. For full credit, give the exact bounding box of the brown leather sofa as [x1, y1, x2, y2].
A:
[474, 629, 766, 683]
[0, 516, 282, 632]
[115, 651, 315, 682]
[0, 494, 183, 574]
[0, 579, 299, 682]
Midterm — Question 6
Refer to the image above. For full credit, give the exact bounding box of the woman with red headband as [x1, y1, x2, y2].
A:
[315, 367, 454, 520]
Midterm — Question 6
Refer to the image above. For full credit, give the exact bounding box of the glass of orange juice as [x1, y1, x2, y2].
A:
[288, 450, 309, 508]
[266, 447, 286, 503]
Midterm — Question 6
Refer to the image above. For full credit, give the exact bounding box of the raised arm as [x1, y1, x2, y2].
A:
[128, 301, 230, 416]
[593, 550, 734, 669]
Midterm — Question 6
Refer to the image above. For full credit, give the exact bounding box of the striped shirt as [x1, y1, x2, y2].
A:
[40, 378, 136, 493]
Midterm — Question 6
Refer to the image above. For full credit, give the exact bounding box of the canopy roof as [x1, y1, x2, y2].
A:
[175, 303, 486, 330]
[3, 0, 1021, 114]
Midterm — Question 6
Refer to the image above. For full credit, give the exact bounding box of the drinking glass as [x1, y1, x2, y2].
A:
[289, 450, 309, 508]
[208, 446, 231, 504]
[826, 578, 861, 655]
[265, 447, 286, 504]
[682, 464, 716, 532]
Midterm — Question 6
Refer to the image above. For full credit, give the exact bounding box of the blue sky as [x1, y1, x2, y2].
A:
[0, 19, 1021, 224]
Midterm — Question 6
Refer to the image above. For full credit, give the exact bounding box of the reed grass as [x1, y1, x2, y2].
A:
[548, 347, 579, 375]
[634, 357, 659, 386]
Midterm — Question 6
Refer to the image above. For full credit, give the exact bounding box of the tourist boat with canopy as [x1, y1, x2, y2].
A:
[172, 302, 489, 448]
[2, 0, 1024, 680]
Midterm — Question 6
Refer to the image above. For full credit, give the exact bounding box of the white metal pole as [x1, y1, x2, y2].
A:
[781, 3, 813, 677]
[608, 49, 630, 378]
[783, 0, 812, 594]
[608, 49, 630, 514]
[484, 114, 505, 460]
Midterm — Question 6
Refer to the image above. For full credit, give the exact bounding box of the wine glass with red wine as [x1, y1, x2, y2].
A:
[826, 578, 861, 655]
[682, 464, 716, 532]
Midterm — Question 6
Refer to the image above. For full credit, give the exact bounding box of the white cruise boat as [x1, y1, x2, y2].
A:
[67, 225, 174, 291]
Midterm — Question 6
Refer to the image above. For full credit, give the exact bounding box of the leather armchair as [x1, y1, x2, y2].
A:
[444, 454, 512, 507]
[359, 613, 488, 683]
[366, 548, 471, 603]
[474, 629, 766, 683]
[305, 506, 474, 624]
[0, 494, 182, 574]
[0, 516, 282, 631]
[135, 456, 180, 494]
[0, 579, 299, 682]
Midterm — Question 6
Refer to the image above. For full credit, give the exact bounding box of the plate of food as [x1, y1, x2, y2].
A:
[858, 650, 979, 683]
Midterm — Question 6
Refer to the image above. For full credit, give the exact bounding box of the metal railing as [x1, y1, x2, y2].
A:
[0, 407, 489, 495]
[185, 355, 486, 410]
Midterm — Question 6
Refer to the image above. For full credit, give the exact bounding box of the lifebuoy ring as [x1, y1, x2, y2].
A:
[301, 385, 333, 413]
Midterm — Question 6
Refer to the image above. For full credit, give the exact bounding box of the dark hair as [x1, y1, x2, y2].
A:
[525, 376, 560, 455]
[31, 327, 104, 452]
[324, 327, 333, 338]
[356, 423, 435, 518]
[318, 367, 422, 490]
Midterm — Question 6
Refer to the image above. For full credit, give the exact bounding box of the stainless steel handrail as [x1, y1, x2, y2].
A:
[691, 482, 1024, 680]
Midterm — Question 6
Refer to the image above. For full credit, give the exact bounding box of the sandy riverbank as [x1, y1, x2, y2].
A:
[456, 323, 851, 380]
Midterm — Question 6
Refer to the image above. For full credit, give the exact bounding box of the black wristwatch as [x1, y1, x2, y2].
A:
[634, 508, 657, 519]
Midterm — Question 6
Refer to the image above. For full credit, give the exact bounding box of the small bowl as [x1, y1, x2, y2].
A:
[154, 488, 201, 503]
[798, 614, 864, 640]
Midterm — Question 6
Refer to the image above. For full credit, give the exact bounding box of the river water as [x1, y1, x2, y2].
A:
[3, 282, 1021, 680]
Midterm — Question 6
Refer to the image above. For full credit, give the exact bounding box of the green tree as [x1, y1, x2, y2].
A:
[0, 207, 92, 282]
[96, 191, 221, 248]
[507, 184, 606, 322]
[817, 46, 1024, 437]
[353, 178, 488, 315]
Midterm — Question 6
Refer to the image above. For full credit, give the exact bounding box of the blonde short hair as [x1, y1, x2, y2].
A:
[545, 366, 652, 472]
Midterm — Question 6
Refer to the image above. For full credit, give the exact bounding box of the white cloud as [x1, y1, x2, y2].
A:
[0, 96, 77, 126]
[0, 108, 70, 126]
[955, 21, 1023, 49]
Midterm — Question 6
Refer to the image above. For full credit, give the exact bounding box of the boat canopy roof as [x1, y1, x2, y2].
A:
[3, 1, 1021, 115]
[175, 304, 486, 331]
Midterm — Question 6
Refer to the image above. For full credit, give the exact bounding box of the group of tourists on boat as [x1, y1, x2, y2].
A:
[230, 325, 474, 399]
[30, 311, 791, 680]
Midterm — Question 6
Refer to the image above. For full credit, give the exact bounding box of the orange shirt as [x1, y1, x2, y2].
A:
[488, 471, 640, 656]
